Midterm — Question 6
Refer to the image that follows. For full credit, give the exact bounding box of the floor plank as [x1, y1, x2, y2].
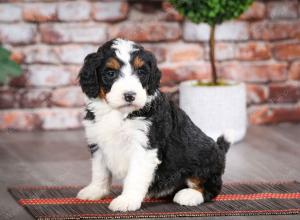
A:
[0, 125, 299, 220]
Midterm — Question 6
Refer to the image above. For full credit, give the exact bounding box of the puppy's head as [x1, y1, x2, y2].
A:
[79, 38, 161, 113]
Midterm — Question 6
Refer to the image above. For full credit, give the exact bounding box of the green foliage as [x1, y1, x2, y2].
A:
[0, 46, 22, 84]
[169, 0, 253, 25]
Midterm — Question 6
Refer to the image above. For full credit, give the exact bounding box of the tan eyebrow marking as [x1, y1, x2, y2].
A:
[106, 57, 120, 70]
[133, 56, 144, 69]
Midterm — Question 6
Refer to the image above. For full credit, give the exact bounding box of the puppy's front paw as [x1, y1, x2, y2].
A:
[109, 195, 141, 212]
[77, 184, 109, 200]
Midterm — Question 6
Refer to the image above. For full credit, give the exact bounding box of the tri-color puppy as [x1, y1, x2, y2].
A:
[77, 38, 231, 212]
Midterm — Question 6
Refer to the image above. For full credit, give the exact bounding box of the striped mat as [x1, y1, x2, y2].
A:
[8, 181, 300, 219]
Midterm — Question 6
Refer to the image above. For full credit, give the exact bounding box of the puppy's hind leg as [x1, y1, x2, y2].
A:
[202, 175, 222, 202]
[173, 178, 204, 206]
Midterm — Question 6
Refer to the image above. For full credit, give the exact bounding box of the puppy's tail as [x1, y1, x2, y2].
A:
[217, 132, 234, 153]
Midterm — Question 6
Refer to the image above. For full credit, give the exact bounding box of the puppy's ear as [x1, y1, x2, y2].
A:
[78, 53, 101, 98]
[146, 51, 161, 95]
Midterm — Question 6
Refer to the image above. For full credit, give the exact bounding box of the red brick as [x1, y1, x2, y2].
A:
[249, 104, 300, 125]
[129, 5, 166, 22]
[35, 108, 82, 130]
[51, 87, 85, 107]
[0, 24, 37, 44]
[109, 22, 181, 42]
[267, 0, 298, 19]
[131, 2, 162, 13]
[167, 43, 203, 62]
[143, 44, 166, 63]
[218, 22, 250, 40]
[292, 31, 300, 39]
[184, 21, 249, 42]
[92, 2, 128, 21]
[183, 22, 210, 41]
[250, 21, 300, 40]
[162, 2, 183, 21]
[273, 43, 300, 61]
[246, 84, 268, 104]
[57, 2, 90, 21]
[9, 74, 27, 88]
[54, 44, 97, 64]
[0, 4, 22, 22]
[23, 3, 57, 22]
[19, 88, 52, 108]
[0, 110, 41, 131]
[159, 66, 177, 86]
[289, 61, 300, 80]
[206, 42, 235, 61]
[236, 42, 271, 61]
[160, 86, 178, 94]
[220, 62, 288, 83]
[0, 108, 84, 131]
[22, 45, 59, 64]
[25, 65, 77, 87]
[239, 2, 266, 20]
[0, 88, 17, 109]
[40, 23, 107, 44]
[160, 62, 211, 86]
[269, 82, 300, 103]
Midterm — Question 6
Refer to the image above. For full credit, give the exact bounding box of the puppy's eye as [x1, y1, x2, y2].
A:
[137, 69, 146, 75]
[105, 70, 116, 78]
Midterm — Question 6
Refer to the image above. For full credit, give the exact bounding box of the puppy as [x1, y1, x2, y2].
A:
[77, 38, 230, 212]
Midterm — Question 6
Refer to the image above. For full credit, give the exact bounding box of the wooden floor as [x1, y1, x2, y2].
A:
[0, 124, 299, 220]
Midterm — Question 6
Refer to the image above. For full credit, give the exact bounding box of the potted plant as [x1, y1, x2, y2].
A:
[170, 0, 253, 143]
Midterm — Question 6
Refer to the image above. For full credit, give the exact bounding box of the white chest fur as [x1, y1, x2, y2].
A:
[83, 99, 151, 179]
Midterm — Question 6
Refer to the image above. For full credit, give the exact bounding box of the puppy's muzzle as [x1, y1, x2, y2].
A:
[124, 91, 136, 103]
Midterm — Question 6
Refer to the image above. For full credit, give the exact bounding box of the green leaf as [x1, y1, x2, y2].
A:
[1, 61, 22, 76]
[0, 69, 7, 83]
[0, 47, 11, 59]
[0, 46, 22, 84]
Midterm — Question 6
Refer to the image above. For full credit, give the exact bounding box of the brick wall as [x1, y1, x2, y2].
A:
[0, 0, 300, 130]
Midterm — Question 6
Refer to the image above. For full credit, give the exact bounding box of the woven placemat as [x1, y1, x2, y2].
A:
[8, 181, 300, 219]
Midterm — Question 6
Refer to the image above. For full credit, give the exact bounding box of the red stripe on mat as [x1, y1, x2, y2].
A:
[19, 192, 300, 206]
[216, 192, 300, 201]
[37, 209, 300, 219]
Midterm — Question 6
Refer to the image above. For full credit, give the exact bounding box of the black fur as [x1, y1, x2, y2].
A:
[84, 108, 95, 122]
[79, 40, 117, 98]
[78, 52, 101, 98]
[129, 93, 230, 201]
[88, 144, 99, 155]
[130, 50, 161, 96]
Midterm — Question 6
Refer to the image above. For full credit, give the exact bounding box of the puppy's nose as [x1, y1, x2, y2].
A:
[124, 91, 136, 103]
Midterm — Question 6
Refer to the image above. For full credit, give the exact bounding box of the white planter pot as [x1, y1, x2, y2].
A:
[179, 80, 247, 143]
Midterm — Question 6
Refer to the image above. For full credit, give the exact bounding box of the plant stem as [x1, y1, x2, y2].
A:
[209, 23, 217, 84]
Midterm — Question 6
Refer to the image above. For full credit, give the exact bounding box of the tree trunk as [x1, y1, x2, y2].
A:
[209, 23, 217, 84]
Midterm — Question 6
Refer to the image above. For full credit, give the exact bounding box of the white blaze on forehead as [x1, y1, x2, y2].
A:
[112, 38, 136, 63]
[112, 38, 137, 77]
